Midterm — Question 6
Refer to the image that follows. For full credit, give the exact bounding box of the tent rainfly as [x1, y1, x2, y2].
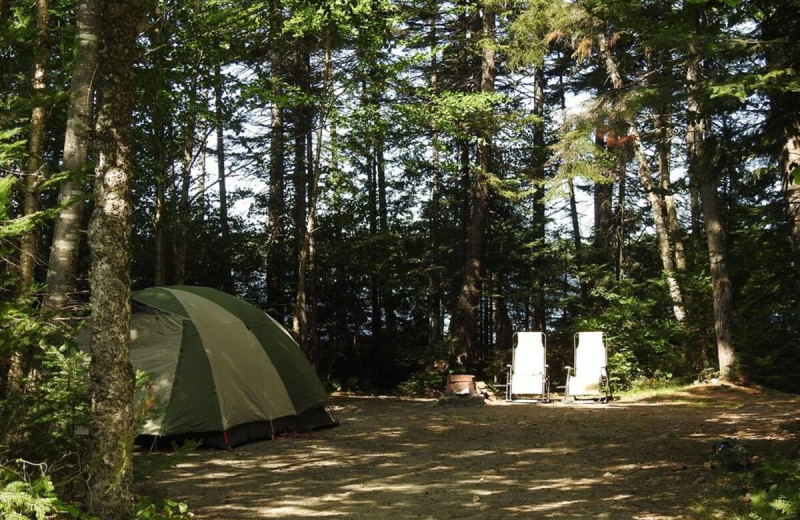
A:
[102, 286, 337, 448]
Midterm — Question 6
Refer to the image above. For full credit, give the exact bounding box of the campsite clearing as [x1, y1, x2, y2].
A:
[141, 383, 799, 519]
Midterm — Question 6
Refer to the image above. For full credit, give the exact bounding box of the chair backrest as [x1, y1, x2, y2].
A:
[510, 332, 546, 394]
[574, 331, 606, 380]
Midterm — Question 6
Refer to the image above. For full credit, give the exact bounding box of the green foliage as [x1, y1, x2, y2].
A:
[0, 175, 15, 220]
[396, 367, 445, 398]
[0, 460, 191, 520]
[570, 271, 689, 392]
[742, 455, 800, 520]
[0, 461, 59, 520]
[134, 497, 190, 520]
[547, 126, 616, 200]
[0, 312, 90, 458]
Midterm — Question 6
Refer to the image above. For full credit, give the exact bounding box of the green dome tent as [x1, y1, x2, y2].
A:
[120, 286, 336, 448]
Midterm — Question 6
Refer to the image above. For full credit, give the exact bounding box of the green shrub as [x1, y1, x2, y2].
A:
[133, 497, 190, 520]
[0, 461, 59, 520]
[745, 455, 800, 520]
[396, 367, 444, 397]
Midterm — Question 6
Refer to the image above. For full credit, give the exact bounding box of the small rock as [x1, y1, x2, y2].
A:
[472, 495, 481, 503]
[603, 472, 614, 478]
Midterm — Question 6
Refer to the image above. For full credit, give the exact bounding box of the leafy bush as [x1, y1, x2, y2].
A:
[396, 367, 445, 397]
[573, 275, 690, 391]
[0, 461, 59, 520]
[744, 455, 800, 520]
[134, 497, 190, 520]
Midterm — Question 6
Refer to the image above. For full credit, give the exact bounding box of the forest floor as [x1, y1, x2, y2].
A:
[140, 383, 800, 519]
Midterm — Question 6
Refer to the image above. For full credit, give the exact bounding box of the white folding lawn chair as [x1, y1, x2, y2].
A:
[563, 332, 612, 403]
[506, 332, 549, 402]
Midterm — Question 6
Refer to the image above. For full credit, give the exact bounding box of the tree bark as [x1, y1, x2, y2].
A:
[598, 34, 686, 323]
[492, 273, 513, 351]
[215, 66, 233, 292]
[568, 177, 582, 268]
[267, 3, 285, 317]
[267, 94, 285, 309]
[19, 0, 50, 291]
[452, 2, 494, 361]
[616, 152, 627, 281]
[427, 2, 443, 345]
[174, 78, 195, 286]
[367, 116, 380, 337]
[686, 29, 736, 379]
[656, 108, 688, 272]
[593, 130, 613, 255]
[45, 0, 100, 308]
[86, 0, 141, 516]
[291, 46, 310, 347]
[531, 64, 547, 332]
[150, 11, 168, 287]
[428, 134, 443, 345]
[782, 131, 800, 315]
[762, 0, 800, 317]
[295, 38, 331, 368]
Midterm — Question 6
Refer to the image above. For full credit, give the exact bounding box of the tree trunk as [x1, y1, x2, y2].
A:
[153, 170, 166, 286]
[368, 130, 380, 337]
[428, 135, 443, 345]
[593, 130, 613, 255]
[291, 46, 310, 347]
[86, 0, 141, 516]
[531, 64, 547, 332]
[492, 273, 513, 351]
[45, 0, 100, 308]
[215, 66, 233, 292]
[783, 129, 800, 316]
[568, 177, 582, 268]
[267, 22, 285, 317]
[302, 39, 332, 369]
[599, 34, 686, 323]
[19, 0, 50, 291]
[762, 0, 800, 317]
[686, 33, 736, 379]
[150, 12, 168, 288]
[656, 108, 688, 272]
[425, 0, 442, 346]
[452, 3, 494, 361]
[174, 79, 196, 285]
[616, 152, 627, 281]
[376, 133, 395, 334]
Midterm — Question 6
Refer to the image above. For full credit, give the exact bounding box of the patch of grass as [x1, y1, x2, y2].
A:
[617, 382, 693, 401]
[688, 452, 800, 519]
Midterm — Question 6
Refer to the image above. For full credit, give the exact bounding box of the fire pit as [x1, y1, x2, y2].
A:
[445, 374, 478, 395]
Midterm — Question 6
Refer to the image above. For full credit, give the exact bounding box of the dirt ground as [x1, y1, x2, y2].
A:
[141, 384, 800, 519]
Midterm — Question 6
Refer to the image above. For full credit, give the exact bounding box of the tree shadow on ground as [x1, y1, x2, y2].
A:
[139, 384, 799, 519]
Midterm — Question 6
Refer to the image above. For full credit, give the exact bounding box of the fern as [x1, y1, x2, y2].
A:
[746, 455, 800, 520]
[0, 464, 58, 520]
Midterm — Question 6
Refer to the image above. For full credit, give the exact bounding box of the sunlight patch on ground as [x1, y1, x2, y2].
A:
[603, 493, 635, 501]
[445, 450, 496, 458]
[426, 424, 455, 433]
[507, 447, 578, 455]
[528, 476, 605, 491]
[340, 482, 429, 494]
[251, 498, 353, 518]
[504, 499, 587, 513]
[371, 427, 406, 438]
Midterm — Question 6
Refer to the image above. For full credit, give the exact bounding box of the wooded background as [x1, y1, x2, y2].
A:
[2, 0, 800, 516]
[2, 0, 799, 395]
